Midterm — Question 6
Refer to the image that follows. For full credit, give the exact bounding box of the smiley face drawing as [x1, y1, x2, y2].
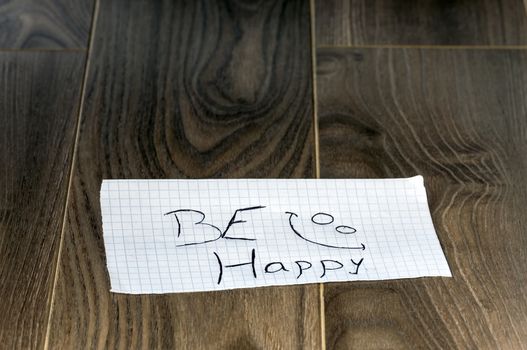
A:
[285, 211, 365, 250]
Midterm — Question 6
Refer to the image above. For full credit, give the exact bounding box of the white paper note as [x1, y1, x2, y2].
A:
[100, 176, 451, 294]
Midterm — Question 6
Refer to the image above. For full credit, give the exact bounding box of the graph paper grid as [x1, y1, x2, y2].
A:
[100, 176, 452, 294]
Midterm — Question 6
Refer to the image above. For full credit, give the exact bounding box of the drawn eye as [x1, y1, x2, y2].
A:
[335, 225, 356, 234]
[311, 212, 334, 225]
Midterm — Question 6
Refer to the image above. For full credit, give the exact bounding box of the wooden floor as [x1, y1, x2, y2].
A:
[1, 0, 526, 349]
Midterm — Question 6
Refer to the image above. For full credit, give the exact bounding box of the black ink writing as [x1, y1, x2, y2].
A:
[265, 262, 289, 274]
[295, 260, 312, 279]
[311, 212, 334, 225]
[349, 258, 364, 274]
[214, 249, 257, 285]
[336, 225, 356, 234]
[164, 206, 368, 285]
[320, 259, 344, 278]
[285, 211, 365, 250]
[222, 206, 265, 241]
[213, 252, 223, 285]
[213, 253, 364, 284]
[164, 206, 265, 246]
[164, 209, 222, 247]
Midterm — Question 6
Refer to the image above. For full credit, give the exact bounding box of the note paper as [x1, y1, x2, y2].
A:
[101, 176, 451, 294]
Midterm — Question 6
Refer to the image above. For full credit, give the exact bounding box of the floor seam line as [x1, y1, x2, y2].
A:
[42, 1, 100, 348]
[317, 44, 527, 50]
[309, 1, 325, 349]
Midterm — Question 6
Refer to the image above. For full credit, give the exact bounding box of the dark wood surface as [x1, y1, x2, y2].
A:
[316, 47, 527, 349]
[315, 0, 527, 46]
[0, 0, 93, 49]
[46, 0, 319, 349]
[0, 52, 84, 349]
[2, 1, 527, 349]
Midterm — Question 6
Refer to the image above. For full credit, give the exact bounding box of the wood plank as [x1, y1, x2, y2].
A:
[0, 52, 84, 349]
[47, 1, 319, 348]
[315, 0, 527, 46]
[316, 48, 527, 348]
[0, 0, 93, 49]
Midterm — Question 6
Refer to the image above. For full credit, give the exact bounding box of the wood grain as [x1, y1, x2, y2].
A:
[316, 48, 527, 349]
[315, 0, 527, 46]
[47, 0, 319, 349]
[0, 52, 84, 349]
[0, 0, 93, 49]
